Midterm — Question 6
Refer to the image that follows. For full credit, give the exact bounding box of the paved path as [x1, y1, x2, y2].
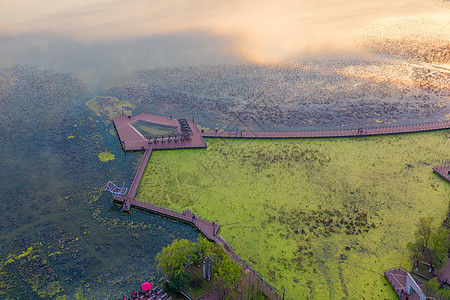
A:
[202, 120, 450, 139]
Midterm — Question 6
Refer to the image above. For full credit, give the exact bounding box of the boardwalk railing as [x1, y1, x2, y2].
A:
[132, 198, 185, 215]
[196, 287, 220, 300]
[132, 198, 222, 230]
[202, 120, 450, 139]
[385, 266, 409, 275]
[128, 148, 152, 198]
[186, 210, 221, 226]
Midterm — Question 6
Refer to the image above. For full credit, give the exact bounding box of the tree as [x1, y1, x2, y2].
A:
[155, 239, 194, 291]
[156, 237, 246, 295]
[166, 269, 192, 293]
[429, 226, 450, 269]
[193, 237, 213, 262]
[408, 217, 434, 267]
[415, 217, 434, 252]
[214, 254, 242, 291]
[423, 277, 439, 297]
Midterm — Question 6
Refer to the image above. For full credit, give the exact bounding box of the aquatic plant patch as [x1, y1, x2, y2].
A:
[136, 131, 449, 299]
[86, 96, 135, 120]
[98, 151, 116, 162]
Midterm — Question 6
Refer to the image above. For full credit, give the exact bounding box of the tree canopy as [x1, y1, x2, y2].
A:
[429, 226, 450, 269]
[214, 254, 242, 290]
[156, 239, 194, 279]
[408, 217, 450, 270]
[155, 237, 243, 293]
[415, 217, 433, 251]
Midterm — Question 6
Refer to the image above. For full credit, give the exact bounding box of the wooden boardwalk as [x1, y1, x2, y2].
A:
[111, 113, 450, 300]
[114, 195, 280, 299]
[122, 148, 153, 211]
[202, 120, 450, 139]
[115, 196, 219, 239]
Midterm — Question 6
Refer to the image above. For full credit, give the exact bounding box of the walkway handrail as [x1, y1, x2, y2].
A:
[133, 198, 185, 215]
[385, 266, 409, 274]
[202, 120, 450, 138]
[197, 287, 220, 300]
[132, 198, 223, 231]
[192, 213, 221, 227]
[433, 165, 450, 169]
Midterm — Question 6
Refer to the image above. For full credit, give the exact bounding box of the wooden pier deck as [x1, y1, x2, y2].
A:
[433, 165, 450, 183]
[113, 113, 206, 151]
[385, 267, 425, 300]
[202, 120, 450, 139]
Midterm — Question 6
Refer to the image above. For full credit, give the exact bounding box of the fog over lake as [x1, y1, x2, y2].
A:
[0, 0, 449, 298]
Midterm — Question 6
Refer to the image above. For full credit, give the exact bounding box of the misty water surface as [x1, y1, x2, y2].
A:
[0, 0, 449, 298]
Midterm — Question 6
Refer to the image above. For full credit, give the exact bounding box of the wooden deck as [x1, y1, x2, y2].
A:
[385, 267, 425, 300]
[202, 120, 450, 139]
[113, 113, 206, 151]
[433, 166, 450, 183]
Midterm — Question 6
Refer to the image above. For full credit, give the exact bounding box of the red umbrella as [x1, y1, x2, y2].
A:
[141, 282, 152, 291]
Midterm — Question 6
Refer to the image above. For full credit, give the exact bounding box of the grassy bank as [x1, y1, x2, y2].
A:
[136, 131, 449, 299]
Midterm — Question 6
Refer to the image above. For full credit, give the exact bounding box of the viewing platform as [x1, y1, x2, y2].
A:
[113, 113, 206, 151]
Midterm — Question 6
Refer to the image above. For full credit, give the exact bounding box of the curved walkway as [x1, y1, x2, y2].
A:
[113, 195, 280, 299]
[115, 195, 219, 239]
[202, 120, 450, 139]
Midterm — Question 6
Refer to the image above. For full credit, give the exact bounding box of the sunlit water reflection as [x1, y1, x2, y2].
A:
[0, 0, 449, 298]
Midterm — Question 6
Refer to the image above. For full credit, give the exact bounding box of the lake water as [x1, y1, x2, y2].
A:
[0, 0, 449, 298]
